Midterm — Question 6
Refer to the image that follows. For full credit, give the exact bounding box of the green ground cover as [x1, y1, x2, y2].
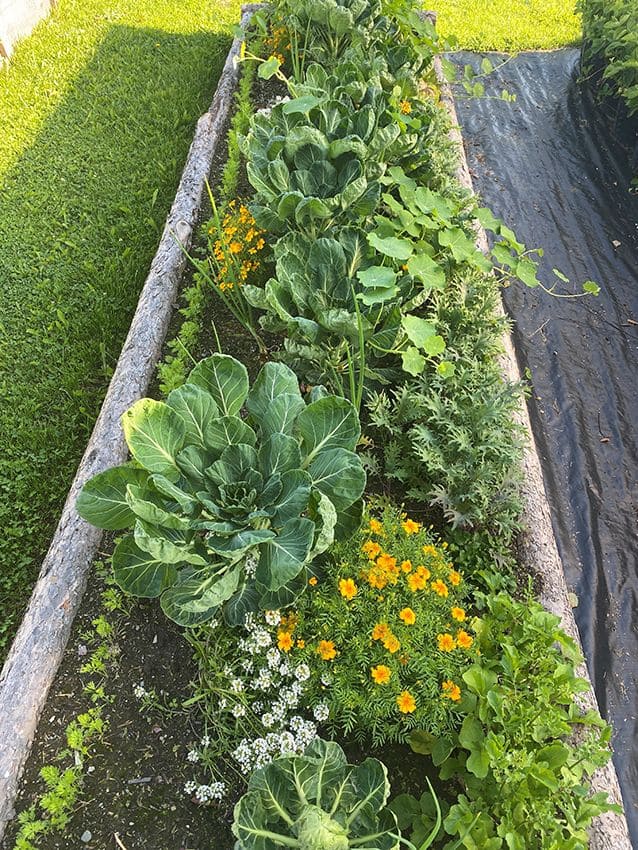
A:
[0, 0, 241, 658]
[432, 0, 581, 51]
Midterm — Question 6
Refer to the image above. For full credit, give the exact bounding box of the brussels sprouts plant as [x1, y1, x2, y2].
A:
[77, 355, 365, 626]
[232, 738, 402, 850]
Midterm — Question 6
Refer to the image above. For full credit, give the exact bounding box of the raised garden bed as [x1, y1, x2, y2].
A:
[0, 3, 633, 849]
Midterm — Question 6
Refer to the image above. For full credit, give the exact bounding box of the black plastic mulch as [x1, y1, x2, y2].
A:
[452, 48, 638, 843]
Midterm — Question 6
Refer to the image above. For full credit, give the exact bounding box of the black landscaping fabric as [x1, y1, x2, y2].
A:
[453, 49, 638, 843]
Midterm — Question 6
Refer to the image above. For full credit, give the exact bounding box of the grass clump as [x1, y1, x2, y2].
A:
[432, 0, 581, 51]
[0, 0, 241, 658]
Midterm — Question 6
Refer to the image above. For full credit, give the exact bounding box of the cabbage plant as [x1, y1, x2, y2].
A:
[77, 355, 365, 626]
[232, 739, 401, 850]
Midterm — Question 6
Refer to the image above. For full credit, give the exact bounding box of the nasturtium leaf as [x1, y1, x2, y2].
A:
[367, 232, 414, 260]
[357, 265, 396, 289]
[112, 535, 177, 598]
[552, 267, 569, 283]
[422, 335, 446, 356]
[122, 399, 185, 478]
[406, 253, 446, 290]
[188, 354, 249, 416]
[481, 56, 494, 74]
[583, 280, 601, 295]
[514, 258, 540, 288]
[401, 346, 426, 376]
[438, 227, 477, 262]
[475, 206, 502, 233]
[257, 55, 282, 79]
[76, 466, 148, 530]
[402, 314, 437, 348]
[437, 360, 456, 379]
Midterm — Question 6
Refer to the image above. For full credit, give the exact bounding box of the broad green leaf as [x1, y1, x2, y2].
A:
[459, 715, 484, 750]
[409, 730, 437, 755]
[112, 535, 177, 598]
[308, 447, 366, 511]
[308, 491, 337, 558]
[125, 484, 191, 530]
[368, 232, 414, 260]
[437, 360, 456, 378]
[401, 346, 425, 376]
[422, 335, 446, 356]
[188, 354, 249, 416]
[406, 253, 446, 290]
[246, 362, 301, 421]
[272, 469, 312, 524]
[438, 227, 477, 262]
[475, 206, 502, 233]
[514, 258, 540, 288]
[259, 433, 302, 478]
[261, 393, 306, 439]
[122, 398, 185, 478]
[282, 94, 322, 114]
[257, 55, 282, 79]
[462, 665, 498, 696]
[402, 315, 436, 348]
[357, 265, 396, 289]
[257, 517, 315, 590]
[134, 521, 207, 566]
[466, 746, 490, 779]
[77, 466, 147, 530]
[206, 443, 259, 488]
[224, 580, 260, 626]
[583, 280, 600, 295]
[166, 383, 219, 447]
[296, 396, 361, 461]
[333, 497, 364, 541]
[160, 564, 241, 626]
[208, 529, 276, 555]
[203, 415, 257, 453]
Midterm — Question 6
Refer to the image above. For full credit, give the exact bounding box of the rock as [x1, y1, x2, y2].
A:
[81, 830, 92, 843]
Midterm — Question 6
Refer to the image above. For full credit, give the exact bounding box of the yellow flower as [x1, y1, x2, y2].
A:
[362, 540, 382, 560]
[309, 577, 318, 586]
[456, 629, 474, 649]
[431, 579, 449, 598]
[383, 634, 401, 654]
[369, 518, 383, 534]
[339, 578, 358, 601]
[441, 680, 461, 701]
[277, 631, 293, 652]
[376, 553, 397, 572]
[407, 573, 426, 592]
[449, 570, 462, 586]
[416, 565, 431, 581]
[372, 622, 390, 641]
[399, 100, 412, 114]
[437, 633, 456, 652]
[371, 664, 391, 685]
[399, 607, 416, 625]
[396, 690, 416, 713]
[402, 518, 421, 535]
[317, 640, 336, 661]
[451, 606, 466, 622]
[422, 544, 438, 558]
[400, 559, 413, 573]
[296, 639, 305, 649]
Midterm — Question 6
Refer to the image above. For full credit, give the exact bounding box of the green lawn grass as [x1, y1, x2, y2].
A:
[0, 0, 241, 658]
[432, 0, 581, 51]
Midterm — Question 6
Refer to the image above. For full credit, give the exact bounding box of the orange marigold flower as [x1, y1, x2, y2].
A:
[422, 544, 438, 558]
[399, 607, 416, 625]
[369, 518, 383, 534]
[401, 559, 413, 573]
[402, 518, 421, 535]
[456, 629, 474, 649]
[449, 570, 462, 586]
[372, 622, 390, 641]
[442, 679, 462, 701]
[338, 578, 358, 600]
[431, 579, 449, 598]
[296, 639, 305, 649]
[371, 664, 391, 684]
[416, 565, 431, 581]
[362, 540, 382, 560]
[309, 577, 318, 586]
[437, 633, 456, 652]
[407, 572, 427, 592]
[451, 606, 466, 621]
[376, 553, 397, 572]
[383, 634, 401, 654]
[400, 100, 412, 114]
[366, 567, 389, 590]
[277, 631, 293, 652]
[397, 690, 416, 713]
[317, 640, 336, 661]
[229, 241, 242, 254]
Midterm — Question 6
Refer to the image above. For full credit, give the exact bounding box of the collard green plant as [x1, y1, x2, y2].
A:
[232, 738, 401, 850]
[77, 355, 365, 626]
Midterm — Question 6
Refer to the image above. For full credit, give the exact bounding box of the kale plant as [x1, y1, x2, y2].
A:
[77, 355, 365, 626]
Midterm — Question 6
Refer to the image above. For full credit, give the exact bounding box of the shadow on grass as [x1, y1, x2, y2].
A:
[0, 22, 233, 656]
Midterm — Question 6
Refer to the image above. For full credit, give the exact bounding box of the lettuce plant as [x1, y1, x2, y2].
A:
[232, 738, 401, 850]
[77, 355, 365, 626]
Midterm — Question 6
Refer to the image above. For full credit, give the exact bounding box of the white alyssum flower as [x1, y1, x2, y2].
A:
[266, 648, 281, 668]
[133, 682, 148, 700]
[261, 712, 275, 728]
[294, 663, 310, 682]
[187, 749, 200, 763]
[313, 703, 330, 722]
[232, 703, 247, 718]
[201, 735, 211, 748]
[264, 610, 281, 627]
[230, 678, 244, 693]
